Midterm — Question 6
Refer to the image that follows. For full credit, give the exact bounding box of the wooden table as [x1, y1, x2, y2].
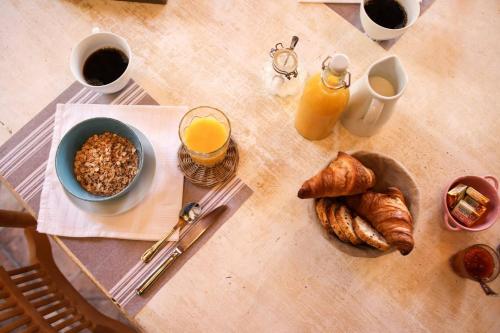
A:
[1, 0, 499, 332]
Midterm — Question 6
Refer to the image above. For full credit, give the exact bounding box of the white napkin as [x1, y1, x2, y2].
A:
[37, 104, 187, 241]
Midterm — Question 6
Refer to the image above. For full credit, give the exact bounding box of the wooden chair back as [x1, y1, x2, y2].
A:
[0, 209, 137, 333]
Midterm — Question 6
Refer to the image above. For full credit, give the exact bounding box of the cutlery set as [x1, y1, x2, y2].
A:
[136, 203, 227, 295]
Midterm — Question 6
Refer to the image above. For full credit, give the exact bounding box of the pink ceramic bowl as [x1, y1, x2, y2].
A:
[443, 175, 499, 231]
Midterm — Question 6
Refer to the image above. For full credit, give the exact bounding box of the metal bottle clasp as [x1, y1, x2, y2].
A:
[321, 56, 351, 89]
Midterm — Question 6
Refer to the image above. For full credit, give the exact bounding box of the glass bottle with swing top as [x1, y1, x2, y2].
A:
[295, 53, 351, 140]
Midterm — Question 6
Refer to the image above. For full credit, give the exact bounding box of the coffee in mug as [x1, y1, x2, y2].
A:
[360, 0, 420, 41]
[70, 28, 132, 94]
[364, 0, 408, 29]
[83, 48, 129, 86]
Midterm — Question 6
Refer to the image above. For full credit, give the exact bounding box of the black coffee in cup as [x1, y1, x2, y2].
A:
[83, 48, 129, 86]
[364, 0, 408, 29]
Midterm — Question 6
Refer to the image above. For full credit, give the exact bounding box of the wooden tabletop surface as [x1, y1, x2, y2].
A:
[1, 0, 499, 332]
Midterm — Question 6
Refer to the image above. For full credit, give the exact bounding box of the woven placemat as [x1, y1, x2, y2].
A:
[177, 138, 239, 187]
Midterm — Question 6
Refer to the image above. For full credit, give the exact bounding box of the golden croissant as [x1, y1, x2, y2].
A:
[297, 152, 376, 199]
[346, 187, 414, 255]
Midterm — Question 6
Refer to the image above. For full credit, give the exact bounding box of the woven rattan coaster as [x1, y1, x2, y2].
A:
[177, 138, 239, 187]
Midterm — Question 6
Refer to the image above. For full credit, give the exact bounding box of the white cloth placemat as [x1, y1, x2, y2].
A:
[37, 104, 187, 241]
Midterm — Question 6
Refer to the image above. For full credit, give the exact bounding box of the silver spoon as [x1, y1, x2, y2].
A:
[141, 202, 201, 263]
[283, 35, 299, 67]
[479, 279, 498, 296]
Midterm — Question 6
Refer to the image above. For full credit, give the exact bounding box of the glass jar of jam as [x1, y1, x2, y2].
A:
[451, 244, 499, 282]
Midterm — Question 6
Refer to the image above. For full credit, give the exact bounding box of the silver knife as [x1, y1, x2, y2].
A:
[136, 205, 227, 295]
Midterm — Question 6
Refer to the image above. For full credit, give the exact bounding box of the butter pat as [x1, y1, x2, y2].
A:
[463, 195, 487, 216]
[451, 199, 482, 227]
[447, 184, 467, 209]
[466, 187, 489, 206]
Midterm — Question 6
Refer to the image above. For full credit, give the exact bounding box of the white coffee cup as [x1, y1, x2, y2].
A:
[360, 0, 420, 41]
[70, 28, 132, 94]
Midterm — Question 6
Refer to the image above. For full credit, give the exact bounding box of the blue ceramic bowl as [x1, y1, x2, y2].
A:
[55, 117, 144, 202]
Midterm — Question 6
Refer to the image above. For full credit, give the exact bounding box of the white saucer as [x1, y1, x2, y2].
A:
[65, 126, 156, 216]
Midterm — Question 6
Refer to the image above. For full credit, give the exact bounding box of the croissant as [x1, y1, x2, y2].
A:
[297, 152, 376, 199]
[346, 187, 414, 255]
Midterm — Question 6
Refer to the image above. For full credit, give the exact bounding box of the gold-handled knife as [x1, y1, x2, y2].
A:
[136, 205, 227, 295]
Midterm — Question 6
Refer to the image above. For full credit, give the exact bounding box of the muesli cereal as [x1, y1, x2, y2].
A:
[73, 132, 138, 196]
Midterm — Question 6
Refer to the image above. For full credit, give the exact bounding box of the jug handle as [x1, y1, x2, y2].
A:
[362, 99, 384, 125]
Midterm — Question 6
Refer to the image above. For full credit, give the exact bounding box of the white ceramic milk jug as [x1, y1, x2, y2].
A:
[341, 55, 408, 137]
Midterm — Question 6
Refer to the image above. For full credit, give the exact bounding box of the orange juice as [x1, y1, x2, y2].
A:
[184, 116, 229, 166]
[295, 54, 350, 140]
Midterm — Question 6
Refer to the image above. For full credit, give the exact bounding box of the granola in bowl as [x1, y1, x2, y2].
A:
[74, 132, 138, 196]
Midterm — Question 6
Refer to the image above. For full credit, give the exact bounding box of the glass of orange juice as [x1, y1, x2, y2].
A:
[179, 106, 231, 167]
